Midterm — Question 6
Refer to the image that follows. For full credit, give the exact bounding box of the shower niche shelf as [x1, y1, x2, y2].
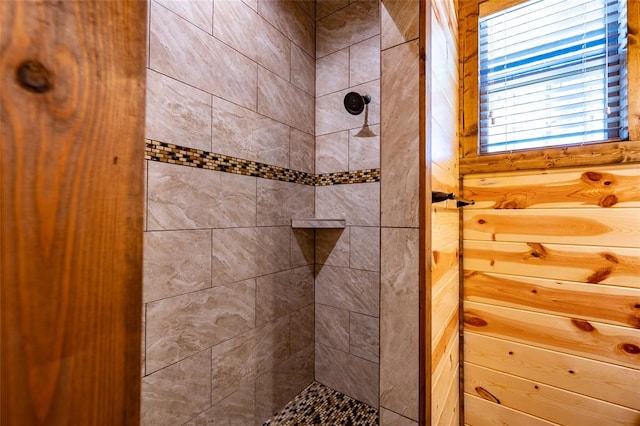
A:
[291, 218, 346, 229]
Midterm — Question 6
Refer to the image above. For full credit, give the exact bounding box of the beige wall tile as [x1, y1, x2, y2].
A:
[316, 48, 349, 97]
[147, 162, 257, 230]
[380, 227, 419, 421]
[380, 407, 419, 426]
[211, 96, 290, 168]
[315, 183, 380, 226]
[290, 304, 315, 354]
[347, 353, 379, 407]
[316, 227, 350, 267]
[258, 0, 315, 56]
[349, 124, 380, 171]
[350, 35, 380, 86]
[144, 230, 212, 303]
[155, 0, 213, 34]
[145, 70, 212, 151]
[241, 0, 258, 12]
[258, 67, 314, 134]
[381, 40, 420, 228]
[380, 0, 419, 50]
[317, 0, 350, 19]
[350, 312, 379, 362]
[316, 131, 349, 173]
[316, 79, 380, 136]
[146, 280, 256, 373]
[291, 43, 315, 95]
[214, 0, 291, 80]
[315, 343, 379, 407]
[185, 381, 255, 426]
[256, 266, 314, 325]
[349, 226, 380, 271]
[317, 0, 379, 58]
[142, 307, 146, 377]
[211, 226, 290, 286]
[210, 316, 289, 405]
[290, 129, 315, 174]
[255, 345, 314, 423]
[141, 350, 211, 426]
[315, 303, 350, 352]
[296, 0, 315, 20]
[315, 265, 379, 317]
[291, 228, 315, 267]
[257, 179, 314, 226]
[150, 1, 257, 110]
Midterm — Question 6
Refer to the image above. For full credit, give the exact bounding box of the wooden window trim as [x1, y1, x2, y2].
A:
[458, 0, 640, 175]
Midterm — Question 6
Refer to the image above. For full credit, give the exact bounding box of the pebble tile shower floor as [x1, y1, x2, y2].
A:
[263, 381, 379, 425]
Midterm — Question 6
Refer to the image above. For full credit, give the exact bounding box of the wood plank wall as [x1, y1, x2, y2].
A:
[1, 1, 146, 424]
[461, 164, 640, 425]
[430, 0, 460, 424]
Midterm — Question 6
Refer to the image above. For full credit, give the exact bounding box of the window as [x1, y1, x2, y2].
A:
[478, 0, 628, 154]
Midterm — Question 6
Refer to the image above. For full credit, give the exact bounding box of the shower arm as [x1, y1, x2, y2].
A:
[431, 191, 475, 208]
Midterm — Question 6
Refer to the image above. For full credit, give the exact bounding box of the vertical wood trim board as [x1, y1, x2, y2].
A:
[1, 1, 146, 424]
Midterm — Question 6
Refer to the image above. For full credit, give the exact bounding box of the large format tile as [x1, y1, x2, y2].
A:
[315, 343, 379, 407]
[144, 230, 212, 303]
[315, 265, 379, 317]
[350, 226, 380, 271]
[150, 1, 257, 109]
[316, 131, 349, 173]
[316, 80, 380, 136]
[214, 0, 290, 80]
[317, 0, 350, 19]
[291, 228, 315, 267]
[145, 70, 212, 151]
[349, 124, 380, 171]
[380, 0, 419, 50]
[257, 179, 314, 226]
[381, 40, 420, 228]
[380, 407, 418, 426]
[210, 316, 290, 405]
[316, 182, 380, 226]
[315, 303, 350, 352]
[350, 312, 379, 363]
[185, 381, 255, 426]
[291, 44, 315, 95]
[256, 266, 314, 325]
[147, 162, 256, 230]
[141, 350, 211, 426]
[256, 345, 315, 424]
[146, 280, 256, 373]
[155, 0, 213, 34]
[380, 227, 419, 421]
[290, 304, 315, 354]
[315, 227, 349, 268]
[258, 67, 314, 134]
[316, 48, 349, 97]
[211, 96, 289, 168]
[211, 226, 290, 286]
[350, 35, 380, 86]
[317, 0, 379, 58]
[257, 0, 315, 56]
[290, 129, 315, 174]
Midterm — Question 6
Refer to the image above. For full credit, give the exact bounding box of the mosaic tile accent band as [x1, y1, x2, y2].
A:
[145, 139, 380, 186]
[263, 381, 379, 426]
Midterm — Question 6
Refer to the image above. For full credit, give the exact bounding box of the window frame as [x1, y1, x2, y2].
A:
[458, 0, 640, 175]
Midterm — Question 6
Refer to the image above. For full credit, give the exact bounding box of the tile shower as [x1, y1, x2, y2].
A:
[141, 0, 382, 424]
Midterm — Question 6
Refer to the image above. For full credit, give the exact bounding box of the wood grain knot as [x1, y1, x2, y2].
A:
[16, 60, 54, 93]
[527, 243, 547, 259]
[586, 267, 613, 284]
[619, 343, 640, 354]
[583, 171, 603, 182]
[599, 194, 618, 207]
[571, 319, 595, 332]
[464, 316, 488, 327]
[477, 219, 486, 225]
[475, 386, 500, 404]
[601, 253, 619, 264]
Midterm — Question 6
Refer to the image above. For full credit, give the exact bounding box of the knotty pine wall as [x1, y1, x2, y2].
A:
[461, 164, 640, 425]
[429, 0, 461, 425]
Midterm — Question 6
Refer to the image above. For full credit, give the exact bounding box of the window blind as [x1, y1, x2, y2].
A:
[478, 0, 628, 154]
